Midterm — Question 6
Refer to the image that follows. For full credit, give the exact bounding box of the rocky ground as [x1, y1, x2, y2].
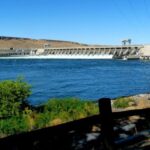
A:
[58, 94, 150, 150]
[112, 93, 150, 110]
[111, 94, 150, 149]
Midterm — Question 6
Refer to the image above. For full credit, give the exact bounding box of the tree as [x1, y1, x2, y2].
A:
[0, 78, 31, 117]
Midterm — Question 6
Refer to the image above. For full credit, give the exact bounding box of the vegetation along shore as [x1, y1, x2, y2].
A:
[0, 79, 150, 138]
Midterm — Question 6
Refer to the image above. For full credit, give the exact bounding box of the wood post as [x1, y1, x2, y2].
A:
[99, 98, 116, 150]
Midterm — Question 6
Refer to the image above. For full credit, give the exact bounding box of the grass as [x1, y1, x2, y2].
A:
[113, 97, 135, 108]
[0, 98, 99, 137]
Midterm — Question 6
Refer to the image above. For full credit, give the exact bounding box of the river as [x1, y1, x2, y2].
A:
[0, 59, 150, 105]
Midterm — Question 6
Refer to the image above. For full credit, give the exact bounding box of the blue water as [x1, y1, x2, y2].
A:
[0, 59, 150, 105]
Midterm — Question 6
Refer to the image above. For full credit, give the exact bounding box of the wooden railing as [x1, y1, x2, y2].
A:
[0, 98, 150, 150]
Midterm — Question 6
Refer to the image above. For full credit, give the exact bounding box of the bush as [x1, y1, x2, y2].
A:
[43, 98, 99, 125]
[0, 95, 99, 137]
[0, 78, 31, 117]
[113, 97, 134, 108]
[0, 116, 29, 137]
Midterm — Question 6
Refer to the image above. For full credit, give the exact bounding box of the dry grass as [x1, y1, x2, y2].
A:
[0, 38, 86, 49]
[112, 94, 150, 111]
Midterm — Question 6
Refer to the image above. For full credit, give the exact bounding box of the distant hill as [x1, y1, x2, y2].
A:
[0, 36, 88, 49]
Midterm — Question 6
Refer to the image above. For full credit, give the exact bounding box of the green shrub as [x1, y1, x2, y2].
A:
[0, 95, 99, 137]
[43, 98, 99, 124]
[113, 97, 134, 108]
[34, 112, 51, 128]
[0, 78, 31, 117]
[0, 116, 29, 137]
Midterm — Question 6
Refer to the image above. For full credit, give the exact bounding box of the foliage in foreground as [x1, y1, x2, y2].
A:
[0, 84, 99, 137]
[0, 78, 31, 117]
[1, 78, 140, 138]
[35, 98, 99, 128]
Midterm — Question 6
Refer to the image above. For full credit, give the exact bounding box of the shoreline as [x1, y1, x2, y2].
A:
[112, 93, 150, 111]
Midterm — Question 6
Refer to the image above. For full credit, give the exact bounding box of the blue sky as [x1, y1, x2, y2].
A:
[0, 0, 150, 45]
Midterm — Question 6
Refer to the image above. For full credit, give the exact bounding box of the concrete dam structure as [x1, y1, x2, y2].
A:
[43, 45, 143, 59]
[0, 44, 146, 59]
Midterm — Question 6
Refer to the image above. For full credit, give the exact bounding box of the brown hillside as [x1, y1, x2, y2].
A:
[0, 36, 88, 49]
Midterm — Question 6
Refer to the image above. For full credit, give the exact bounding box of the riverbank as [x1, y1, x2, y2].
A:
[0, 78, 149, 140]
[1, 93, 150, 138]
[1, 95, 150, 150]
[112, 93, 150, 111]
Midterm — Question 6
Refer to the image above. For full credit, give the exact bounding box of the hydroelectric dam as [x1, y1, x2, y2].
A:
[43, 45, 143, 59]
[0, 44, 149, 59]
